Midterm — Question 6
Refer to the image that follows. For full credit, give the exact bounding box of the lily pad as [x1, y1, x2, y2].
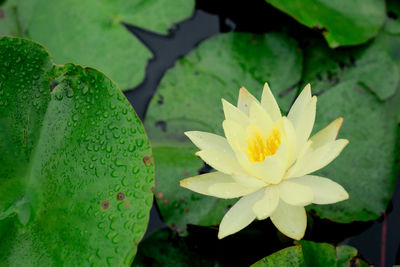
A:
[252, 240, 370, 266]
[0, 0, 195, 90]
[145, 32, 303, 231]
[0, 37, 154, 265]
[265, 0, 386, 48]
[299, 34, 400, 223]
[301, 37, 399, 101]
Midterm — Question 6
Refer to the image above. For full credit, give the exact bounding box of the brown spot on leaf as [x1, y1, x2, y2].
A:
[124, 201, 130, 206]
[162, 198, 169, 204]
[101, 200, 110, 210]
[0, 9, 4, 19]
[183, 171, 189, 177]
[184, 208, 189, 213]
[143, 156, 151, 164]
[156, 192, 164, 199]
[133, 241, 138, 245]
[117, 192, 125, 201]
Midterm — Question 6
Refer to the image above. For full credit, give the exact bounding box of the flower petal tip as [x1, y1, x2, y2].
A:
[217, 231, 225, 239]
[179, 179, 187, 188]
[184, 131, 193, 138]
[239, 86, 248, 92]
[342, 189, 350, 201]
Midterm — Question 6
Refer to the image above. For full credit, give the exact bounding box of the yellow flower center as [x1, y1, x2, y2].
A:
[246, 128, 281, 162]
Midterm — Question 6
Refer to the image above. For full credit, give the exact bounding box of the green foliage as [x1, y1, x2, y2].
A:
[145, 32, 303, 231]
[0, 0, 195, 91]
[299, 34, 400, 222]
[265, 0, 386, 48]
[252, 241, 370, 267]
[0, 36, 154, 265]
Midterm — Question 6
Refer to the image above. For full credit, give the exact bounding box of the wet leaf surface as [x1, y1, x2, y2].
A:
[0, 37, 154, 266]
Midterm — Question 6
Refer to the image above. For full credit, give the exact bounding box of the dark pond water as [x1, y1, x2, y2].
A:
[123, 1, 400, 266]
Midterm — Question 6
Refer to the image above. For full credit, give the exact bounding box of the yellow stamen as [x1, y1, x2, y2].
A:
[246, 128, 281, 162]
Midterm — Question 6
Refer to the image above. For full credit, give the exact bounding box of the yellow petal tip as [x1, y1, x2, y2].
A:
[179, 179, 188, 188]
[239, 86, 248, 91]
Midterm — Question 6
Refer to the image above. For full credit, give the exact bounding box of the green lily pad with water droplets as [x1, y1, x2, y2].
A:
[0, 36, 154, 265]
[0, 0, 195, 91]
[145, 32, 303, 232]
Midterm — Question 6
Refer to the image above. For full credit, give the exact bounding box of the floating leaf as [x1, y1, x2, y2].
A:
[300, 34, 400, 222]
[145, 32, 302, 231]
[0, 0, 195, 90]
[252, 241, 370, 266]
[301, 37, 399, 100]
[265, 0, 386, 48]
[0, 36, 154, 265]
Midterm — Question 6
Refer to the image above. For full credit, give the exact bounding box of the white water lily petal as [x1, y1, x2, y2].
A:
[292, 96, 317, 157]
[287, 139, 349, 178]
[285, 140, 312, 179]
[208, 183, 261, 199]
[218, 189, 264, 239]
[261, 82, 281, 122]
[185, 131, 234, 155]
[287, 84, 311, 125]
[234, 151, 267, 180]
[222, 120, 247, 151]
[222, 98, 249, 127]
[251, 143, 288, 184]
[231, 172, 267, 188]
[276, 117, 297, 167]
[252, 186, 279, 219]
[249, 101, 273, 134]
[279, 181, 314, 206]
[180, 172, 260, 199]
[180, 172, 232, 195]
[196, 149, 244, 175]
[290, 175, 349, 204]
[310, 117, 344, 149]
[237, 86, 259, 115]
[270, 200, 307, 240]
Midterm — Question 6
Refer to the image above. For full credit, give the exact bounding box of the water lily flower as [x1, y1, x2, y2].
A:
[180, 83, 349, 240]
